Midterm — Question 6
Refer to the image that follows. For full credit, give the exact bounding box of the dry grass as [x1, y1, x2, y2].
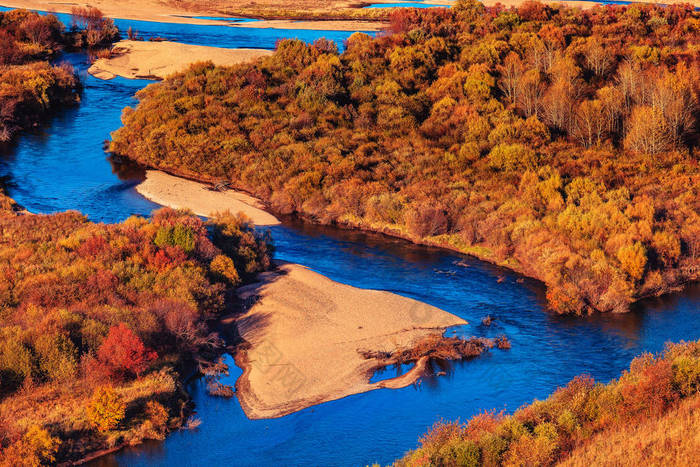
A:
[560, 395, 700, 467]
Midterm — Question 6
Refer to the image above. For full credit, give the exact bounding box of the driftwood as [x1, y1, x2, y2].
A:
[213, 181, 232, 192]
[360, 334, 506, 366]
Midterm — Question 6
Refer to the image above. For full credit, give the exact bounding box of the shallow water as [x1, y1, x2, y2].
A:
[0, 8, 698, 467]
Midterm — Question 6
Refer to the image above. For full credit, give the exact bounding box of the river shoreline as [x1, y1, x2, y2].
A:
[131, 167, 698, 315]
[134, 170, 281, 225]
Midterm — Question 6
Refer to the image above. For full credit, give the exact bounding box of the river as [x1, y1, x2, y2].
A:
[1, 7, 699, 466]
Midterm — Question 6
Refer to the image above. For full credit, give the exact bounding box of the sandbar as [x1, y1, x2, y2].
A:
[0, 0, 388, 29]
[230, 19, 384, 31]
[231, 262, 468, 419]
[88, 40, 272, 80]
[135, 170, 280, 225]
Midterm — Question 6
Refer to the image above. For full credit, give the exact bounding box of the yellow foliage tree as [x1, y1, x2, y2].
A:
[0, 426, 59, 467]
[616, 242, 647, 281]
[624, 106, 672, 154]
[652, 230, 681, 265]
[86, 386, 126, 432]
[210, 254, 240, 286]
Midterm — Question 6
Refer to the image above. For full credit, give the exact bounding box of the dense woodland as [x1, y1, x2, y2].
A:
[0, 187, 272, 463]
[0, 8, 119, 141]
[396, 339, 700, 466]
[111, 0, 700, 314]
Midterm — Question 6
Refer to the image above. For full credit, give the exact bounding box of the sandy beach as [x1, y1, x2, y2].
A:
[135, 170, 280, 225]
[232, 262, 468, 419]
[88, 40, 272, 80]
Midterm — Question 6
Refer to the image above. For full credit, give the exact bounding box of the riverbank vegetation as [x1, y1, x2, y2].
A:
[396, 339, 700, 466]
[111, 0, 700, 314]
[0, 8, 118, 141]
[0, 196, 272, 463]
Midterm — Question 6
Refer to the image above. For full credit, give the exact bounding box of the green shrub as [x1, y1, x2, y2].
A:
[434, 438, 480, 467]
[154, 225, 195, 253]
[671, 356, 700, 397]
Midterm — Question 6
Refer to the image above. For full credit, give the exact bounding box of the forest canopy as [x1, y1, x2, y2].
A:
[110, 0, 700, 314]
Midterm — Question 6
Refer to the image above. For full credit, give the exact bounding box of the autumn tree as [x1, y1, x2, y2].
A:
[0, 426, 59, 466]
[624, 106, 672, 154]
[572, 100, 606, 148]
[542, 55, 580, 132]
[616, 60, 645, 113]
[97, 323, 157, 379]
[617, 242, 647, 281]
[650, 65, 697, 147]
[516, 69, 544, 117]
[582, 37, 612, 77]
[498, 52, 525, 105]
[86, 386, 126, 432]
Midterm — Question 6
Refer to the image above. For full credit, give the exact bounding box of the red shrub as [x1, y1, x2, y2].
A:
[619, 357, 677, 419]
[97, 323, 157, 379]
[77, 235, 107, 257]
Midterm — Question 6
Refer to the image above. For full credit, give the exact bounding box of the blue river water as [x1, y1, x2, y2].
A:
[0, 6, 698, 466]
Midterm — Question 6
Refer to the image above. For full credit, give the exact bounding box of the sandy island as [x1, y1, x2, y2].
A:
[230, 262, 468, 419]
[135, 170, 280, 225]
[88, 40, 272, 80]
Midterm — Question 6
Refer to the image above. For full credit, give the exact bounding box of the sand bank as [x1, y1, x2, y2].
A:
[135, 170, 280, 225]
[232, 262, 467, 419]
[0, 0, 387, 29]
[88, 40, 272, 80]
[230, 18, 384, 31]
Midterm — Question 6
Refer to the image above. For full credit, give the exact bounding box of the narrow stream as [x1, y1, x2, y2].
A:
[1, 7, 698, 466]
